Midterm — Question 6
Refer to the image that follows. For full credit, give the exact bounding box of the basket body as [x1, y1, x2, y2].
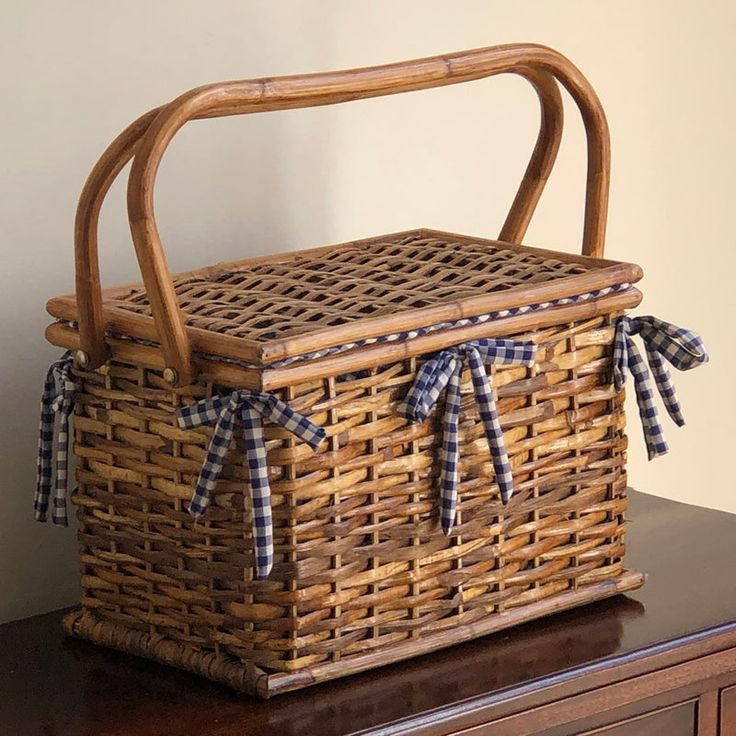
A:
[56, 230, 644, 696]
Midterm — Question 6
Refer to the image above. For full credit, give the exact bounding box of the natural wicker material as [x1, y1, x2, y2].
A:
[63, 312, 638, 696]
[48, 228, 639, 374]
[45, 43, 647, 696]
[79, 233, 595, 342]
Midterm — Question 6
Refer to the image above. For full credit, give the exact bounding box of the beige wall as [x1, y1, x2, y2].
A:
[2, 1, 733, 622]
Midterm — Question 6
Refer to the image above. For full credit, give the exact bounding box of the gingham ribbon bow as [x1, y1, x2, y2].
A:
[614, 316, 708, 459]
[35, 351, 80, 525]
[400, 339, 536, 533]
[177, 390, 325, 578]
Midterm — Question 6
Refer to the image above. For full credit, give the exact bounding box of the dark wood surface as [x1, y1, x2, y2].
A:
[2, 490, 736, 736]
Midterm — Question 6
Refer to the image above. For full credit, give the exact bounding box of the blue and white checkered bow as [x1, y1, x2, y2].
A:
[35, 351, 80, 526]
[177, 390, 326, 578]
[614, 316, 708, 459]
[400, 339, 537, 533]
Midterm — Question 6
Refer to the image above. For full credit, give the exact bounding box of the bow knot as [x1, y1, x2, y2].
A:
[177, 389, 325, 578]
[35, 351, 80, 525]
[614, 316, 708, 459]
[400, 338, 536, 533]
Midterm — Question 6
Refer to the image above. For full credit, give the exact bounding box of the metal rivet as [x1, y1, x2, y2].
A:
[163, 367, 178, 385]
[74, 350, 89, 368]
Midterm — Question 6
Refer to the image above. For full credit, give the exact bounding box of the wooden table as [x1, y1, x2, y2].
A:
[3, 490, 736, 736]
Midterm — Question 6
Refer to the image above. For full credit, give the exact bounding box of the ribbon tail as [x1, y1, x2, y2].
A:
[35, 355, 77, 524]
[188, 409, 236, 517]
[52, 410, 71, 526]
[467, 349, 515, 504]
[253, 393, 326, 576]
[34, 382, 56, 522]
[439, 363, 462, 534]
[612, 317, 631, 391]
[626, 337, 668, 460]
[240, 406, 274, 578]
[644, 343, 686, 427]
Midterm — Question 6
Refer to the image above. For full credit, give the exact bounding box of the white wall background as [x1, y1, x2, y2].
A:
[1, 1, 734, 622]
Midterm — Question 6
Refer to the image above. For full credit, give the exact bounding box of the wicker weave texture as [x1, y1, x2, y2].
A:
[70, 311, 630, 690]
[109, 233, 592, 342]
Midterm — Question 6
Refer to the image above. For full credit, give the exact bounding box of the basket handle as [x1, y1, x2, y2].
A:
[76, 43, 608, 384]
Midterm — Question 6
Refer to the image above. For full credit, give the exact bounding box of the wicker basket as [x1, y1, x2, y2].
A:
[37, 43, 708, 698]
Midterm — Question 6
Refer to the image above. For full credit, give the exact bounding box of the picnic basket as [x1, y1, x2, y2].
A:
[37, 42, 709, 697]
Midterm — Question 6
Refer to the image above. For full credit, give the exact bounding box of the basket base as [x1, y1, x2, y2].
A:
[63, 569, 645, 699]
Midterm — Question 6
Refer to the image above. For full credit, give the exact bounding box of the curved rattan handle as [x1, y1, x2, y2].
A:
[77, 43, 608, 383]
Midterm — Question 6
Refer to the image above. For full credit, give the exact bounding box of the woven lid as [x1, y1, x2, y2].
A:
[48, 228, 642, 369]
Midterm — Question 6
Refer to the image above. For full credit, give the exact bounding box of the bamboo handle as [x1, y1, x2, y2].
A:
[76, 43, 608, 384]
[74, 109, 160, 371]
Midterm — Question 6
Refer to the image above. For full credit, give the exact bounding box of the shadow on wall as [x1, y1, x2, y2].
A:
[0, 7, 337, 623]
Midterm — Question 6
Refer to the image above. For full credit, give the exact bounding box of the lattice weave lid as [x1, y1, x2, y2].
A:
[48, 228, 642, 368]
[117, 232, 594, 340]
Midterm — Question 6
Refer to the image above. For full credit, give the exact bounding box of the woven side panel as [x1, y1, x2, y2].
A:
[71, 312, 627, 675]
